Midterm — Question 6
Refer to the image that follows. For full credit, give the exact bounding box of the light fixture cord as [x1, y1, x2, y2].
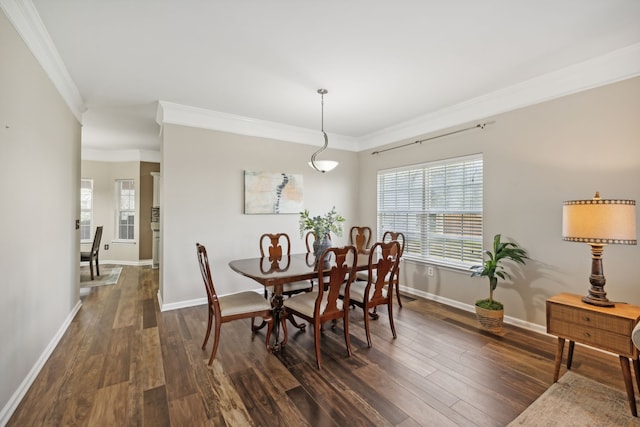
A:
[321, 91, 324, 132]
[310, 89, 329, 173]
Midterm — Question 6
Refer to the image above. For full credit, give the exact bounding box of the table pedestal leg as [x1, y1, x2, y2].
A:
[269, 293, 284, 351]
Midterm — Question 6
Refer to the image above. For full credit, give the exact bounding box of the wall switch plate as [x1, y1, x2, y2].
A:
[104, 244, 109, 250]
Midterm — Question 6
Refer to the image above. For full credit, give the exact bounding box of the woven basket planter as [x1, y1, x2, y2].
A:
[475, 305, 504, 333]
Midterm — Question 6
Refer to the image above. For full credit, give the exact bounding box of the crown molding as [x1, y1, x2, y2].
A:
[82, 148, 160, 163]
[356, 43, 640, 151]
[1, 0, 85, 122]
[156, 101, 359, 151]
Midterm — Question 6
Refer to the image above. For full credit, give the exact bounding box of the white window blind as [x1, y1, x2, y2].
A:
[80, 179, 93, 242]
[377, 154, 483, 268]
[116, 179, 135, 241]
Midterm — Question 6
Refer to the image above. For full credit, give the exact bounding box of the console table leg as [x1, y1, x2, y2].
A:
[619, 356, 637, 417]
[633, 357, 640, 396]
[553, 337, 565, 382]
[566, 340, 575, 369]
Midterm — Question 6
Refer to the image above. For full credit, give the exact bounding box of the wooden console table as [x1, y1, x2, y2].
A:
[547, 293, 640, 417]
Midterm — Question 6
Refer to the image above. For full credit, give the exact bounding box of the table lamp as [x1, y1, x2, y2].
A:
[562, 192, 636, 307]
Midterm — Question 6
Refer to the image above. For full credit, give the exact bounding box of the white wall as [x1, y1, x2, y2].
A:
[159, 125, 359, 309]
[0, 10, 81, 422]
[358, 77, 640, 328]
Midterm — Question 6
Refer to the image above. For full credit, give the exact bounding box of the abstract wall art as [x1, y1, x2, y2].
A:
[244, 171, 304, 214]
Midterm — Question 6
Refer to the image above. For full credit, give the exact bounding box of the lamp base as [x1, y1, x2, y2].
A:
[581, 244, 615, 307]
[582, 294, 615, 307]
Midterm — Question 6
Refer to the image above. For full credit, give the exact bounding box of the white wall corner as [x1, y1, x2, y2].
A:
[0, 0, 86, 122]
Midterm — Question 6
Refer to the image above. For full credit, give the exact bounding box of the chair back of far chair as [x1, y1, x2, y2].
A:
[91, 226, 103, 256]
[366, 240, 401, 301]
[196, 243, 220, 313]
[382, 231, 405, 258]
[260, 233, 291, 259]
[350, 226, 372, 254]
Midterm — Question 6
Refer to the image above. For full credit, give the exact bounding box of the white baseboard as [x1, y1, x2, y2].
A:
[157, 288, 266, 312]
[0, 300, 82, 426]
[159, 295, 207, 312]
[80, 259, 153, 267]
[399, 285, 547, 335]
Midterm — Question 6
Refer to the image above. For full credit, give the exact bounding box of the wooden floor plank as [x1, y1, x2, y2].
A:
[142, 298, 158, 329]
[286, 386, 337, 427]
[229, 367, 288, 426]
[142, 327, 166, 390]
[86, 381, 129, 426]
[167, 392, 209, 426]
[143, 386, 171, 427]
[99, 325, 133, 388]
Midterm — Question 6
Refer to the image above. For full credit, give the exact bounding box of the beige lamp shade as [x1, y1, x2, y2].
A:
[562, 192, 637, 245]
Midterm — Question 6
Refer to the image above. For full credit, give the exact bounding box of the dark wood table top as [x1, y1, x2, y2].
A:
[229, 252, 372, 287]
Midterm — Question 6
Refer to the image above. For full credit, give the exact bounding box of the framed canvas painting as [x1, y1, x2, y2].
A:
[244, 171, 304, 214]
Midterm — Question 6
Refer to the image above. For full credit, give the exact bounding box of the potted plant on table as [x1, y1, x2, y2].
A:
[470, 234, 528, 333]
[299, 206, 345, 258]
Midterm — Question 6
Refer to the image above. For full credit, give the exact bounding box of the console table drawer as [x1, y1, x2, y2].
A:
[547, 303, 634, 335]
[547, 318, 635, 355]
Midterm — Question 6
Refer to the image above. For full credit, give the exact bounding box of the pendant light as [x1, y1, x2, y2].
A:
[308, 89, 338, 173]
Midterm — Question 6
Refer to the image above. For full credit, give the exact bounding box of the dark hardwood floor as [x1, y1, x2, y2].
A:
[8, 266, 627, 426]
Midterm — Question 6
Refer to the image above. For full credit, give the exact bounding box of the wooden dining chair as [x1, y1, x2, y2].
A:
[80, 226, 103, 280]
[196, 243, 273, 366]
[382, 231, 406, 307]
[356, 230, 406, 307]
[282, 245, 358, 369]
[258, 233, 313, 332]
[260, 233, 314, 298]
[349, 226, 372, 254]
[341, 240, 401, 347]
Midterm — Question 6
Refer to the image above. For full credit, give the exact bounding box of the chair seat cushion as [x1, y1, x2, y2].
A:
[340, 281, 387, 304]
[219, 291, 271, 317]
[283, 280, 313, 293]
[283, 291, 343, 317]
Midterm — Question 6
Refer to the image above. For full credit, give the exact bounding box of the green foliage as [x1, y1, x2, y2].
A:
[470, 234, 528, 309]
[299, 206, 345, 239]
[475, 298, 504, 311]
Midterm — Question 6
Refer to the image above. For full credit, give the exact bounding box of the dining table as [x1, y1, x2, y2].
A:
[229, 251, 373, 351]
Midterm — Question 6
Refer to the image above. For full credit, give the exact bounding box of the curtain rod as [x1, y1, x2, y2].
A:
[371, 121, 495, 155]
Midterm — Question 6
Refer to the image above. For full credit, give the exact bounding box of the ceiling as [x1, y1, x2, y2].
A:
[9, 1, 640, 156]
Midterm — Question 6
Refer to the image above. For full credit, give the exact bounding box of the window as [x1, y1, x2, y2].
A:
[377, 154, 483, 269]
[116, 179, 135, 241]
[80, 179, 93, 242]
